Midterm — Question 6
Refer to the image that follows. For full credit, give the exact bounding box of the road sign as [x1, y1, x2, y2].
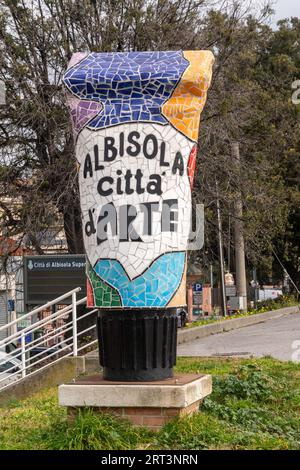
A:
[225, 286, 237, 297]
[17, 318, 31, 329]
[193, 293, 202, 305]
[7, 299, 15, 311]
[193, 282, 203, 292]
[227, 296, 243, 310]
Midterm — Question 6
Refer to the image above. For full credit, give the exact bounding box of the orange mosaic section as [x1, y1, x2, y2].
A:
[162, 50, 214, 142]
[87, 278, 94, 307]
[187, 145, 197, 189]
[167, 258, 187, 308]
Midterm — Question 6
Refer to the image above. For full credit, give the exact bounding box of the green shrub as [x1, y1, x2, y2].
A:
[211, 364, 278, 402]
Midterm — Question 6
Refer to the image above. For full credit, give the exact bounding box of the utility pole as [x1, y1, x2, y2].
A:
[252, 267, 259, 308]
[232, 142, 247, 312]
[227, 214, 231, 272]
[216, 180, 227, 316]
[210, 263, 213, 288]
[187, 283, 194, 323]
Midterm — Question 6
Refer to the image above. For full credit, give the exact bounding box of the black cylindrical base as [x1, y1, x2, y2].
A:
[97, 309, 178, 381]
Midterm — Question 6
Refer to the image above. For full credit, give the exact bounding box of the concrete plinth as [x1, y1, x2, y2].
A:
[58, 373, 212, 431]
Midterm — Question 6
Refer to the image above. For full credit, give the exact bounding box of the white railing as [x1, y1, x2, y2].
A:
[0, 287, 98, 393]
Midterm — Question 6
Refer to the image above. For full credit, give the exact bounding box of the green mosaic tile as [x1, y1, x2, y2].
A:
[88, 263, 121, 307]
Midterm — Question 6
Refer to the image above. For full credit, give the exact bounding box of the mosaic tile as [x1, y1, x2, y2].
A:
[93, 252, 185, 307]
[87, 261, 121, 307]
[63, 51, 188, 132]
[67, 96, 102, 137]
[63, 50, 214, 308]
[162, 51, 214, 141]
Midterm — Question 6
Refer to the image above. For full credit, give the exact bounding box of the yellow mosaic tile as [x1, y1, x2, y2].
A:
[162, 50, 214, 142]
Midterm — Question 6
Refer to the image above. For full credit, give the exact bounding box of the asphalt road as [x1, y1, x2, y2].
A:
[177, 313, 300, 362]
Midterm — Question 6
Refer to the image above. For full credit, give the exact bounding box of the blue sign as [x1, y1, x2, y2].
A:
[25, 333, 32, 344]
[7, 299, 15, 311]
[193, 283, 203, 292]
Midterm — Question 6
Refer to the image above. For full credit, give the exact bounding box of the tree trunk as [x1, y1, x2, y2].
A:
[63, 203, 84, 254]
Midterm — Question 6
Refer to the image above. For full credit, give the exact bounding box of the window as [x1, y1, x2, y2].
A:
[0, 360, 19, 373]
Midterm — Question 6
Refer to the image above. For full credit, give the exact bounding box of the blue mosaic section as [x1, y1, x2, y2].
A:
[94, 252, 185, 307]
[63, 51, 188, 130]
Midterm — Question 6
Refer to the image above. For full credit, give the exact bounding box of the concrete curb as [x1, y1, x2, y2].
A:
[0, 355, 101, 406]
[177, 305, 300, 345]
[59, 374, 212, 408]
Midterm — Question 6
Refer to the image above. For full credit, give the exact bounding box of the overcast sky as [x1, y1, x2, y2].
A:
[269, 0, 300, 25]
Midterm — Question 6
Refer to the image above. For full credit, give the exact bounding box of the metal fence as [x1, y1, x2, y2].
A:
[0, 287, 97, 392]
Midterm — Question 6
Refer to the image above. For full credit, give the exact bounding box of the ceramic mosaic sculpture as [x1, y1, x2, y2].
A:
[64, 51, 214, 380]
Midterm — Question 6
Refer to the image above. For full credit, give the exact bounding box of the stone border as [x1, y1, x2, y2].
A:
[63, 373, 213, 431]
[178, 305, 300, 344]
[58, 374, 212, 408]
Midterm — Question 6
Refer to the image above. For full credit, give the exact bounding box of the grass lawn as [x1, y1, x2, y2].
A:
[186, 298, 299, 329]
[0, 357, 300, 450]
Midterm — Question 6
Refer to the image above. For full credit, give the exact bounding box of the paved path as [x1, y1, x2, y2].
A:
[177, 313, 300, 361]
